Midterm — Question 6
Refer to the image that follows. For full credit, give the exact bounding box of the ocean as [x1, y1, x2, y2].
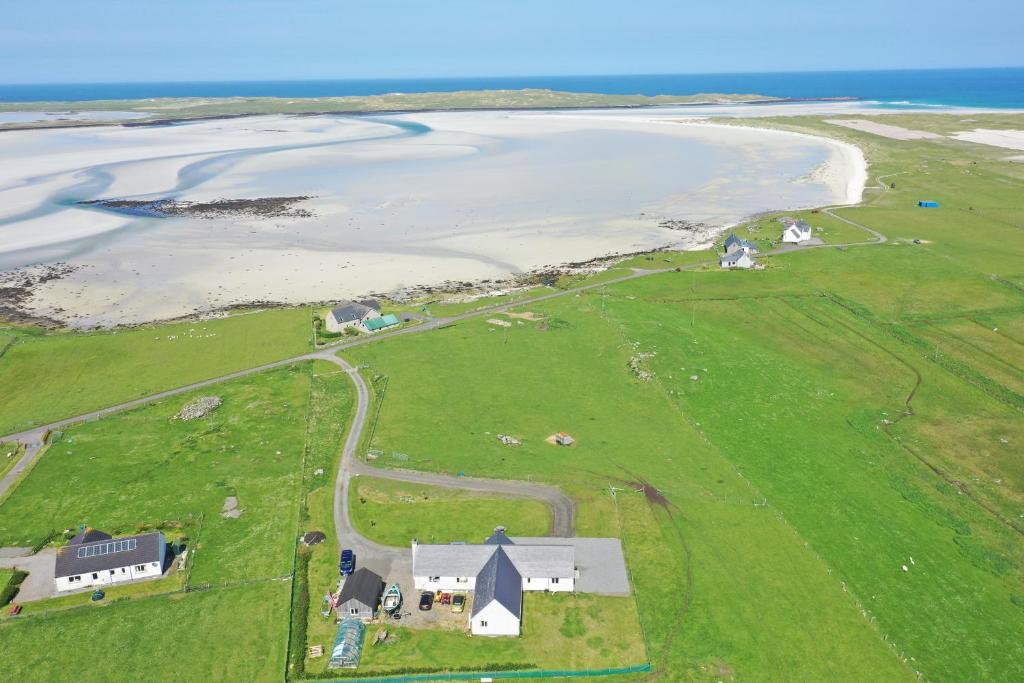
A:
[1, 67, 1022, 108]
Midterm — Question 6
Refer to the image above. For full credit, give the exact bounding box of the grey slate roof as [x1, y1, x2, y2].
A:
[484, 528, 514, 545]
[338, 567, 384, 608]
[503, 545, 575, 579]
[69, 528, 112, 545]
[55, 531, 164, 579]
[413, 542, 574, 579]
[413, 544, 495, 577]
[330, 301, 372, 324]
[356, 299, 381, 312]
[471, 546, 522, 618]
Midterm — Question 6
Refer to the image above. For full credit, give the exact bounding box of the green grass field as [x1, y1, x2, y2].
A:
[0, 308, 311, 436]
[339, 113, 1024, 681]
[0, 359, 353, 682]
[0, 582, 291, 682]
[0, 111, 1022, 681]
[349, 475, 551, 546]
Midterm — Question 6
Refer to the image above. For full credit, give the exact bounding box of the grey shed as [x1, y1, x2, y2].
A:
[337, 567, 384, 620]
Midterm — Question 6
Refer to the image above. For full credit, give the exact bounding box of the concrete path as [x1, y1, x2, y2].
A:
[0, 548, 56, 601]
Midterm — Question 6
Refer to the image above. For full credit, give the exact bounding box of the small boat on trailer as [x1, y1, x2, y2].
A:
[382, 583, 402, 616]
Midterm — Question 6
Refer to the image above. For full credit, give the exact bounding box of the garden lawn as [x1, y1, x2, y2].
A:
[0, 362, 323, 585]
[349, 475, 551, 546]
[0, 307, 311, 435]
[0, 581, 290, 683]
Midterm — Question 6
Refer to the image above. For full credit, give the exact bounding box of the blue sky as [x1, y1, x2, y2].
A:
[1, 0, 1022, 83]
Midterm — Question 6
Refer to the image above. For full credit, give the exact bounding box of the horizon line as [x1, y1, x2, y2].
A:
[2, 65, 1023, 88]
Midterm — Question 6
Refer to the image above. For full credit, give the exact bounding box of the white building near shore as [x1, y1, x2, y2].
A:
[325, 300, 381, 333]
[719, 250, 756, 269]
[54, 529, 167, 593]
[782, 220, 813, 243]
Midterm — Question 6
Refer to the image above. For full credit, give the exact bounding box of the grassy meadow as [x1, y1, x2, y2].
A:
[339, 113, 1024, 681]
[349, 475, 551, 546]
[0, 307, 311, 436]
[0, 360, 354, 683]
[0, 111, 1021, 681]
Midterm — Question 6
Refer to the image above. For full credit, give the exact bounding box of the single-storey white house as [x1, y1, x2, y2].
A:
[723, 234, 758, 255]
[54, 528, 167, 592]
[325, 300, 381, 333]
[782, 220, 813, 243]
[412, 528, 576, 636]
[719, 250, 756, 269]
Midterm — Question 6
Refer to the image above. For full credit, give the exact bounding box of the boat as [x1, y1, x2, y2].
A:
[382, 583, 402, 615]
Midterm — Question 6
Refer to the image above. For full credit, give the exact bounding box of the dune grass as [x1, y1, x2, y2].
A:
[0, 308, 311, 436]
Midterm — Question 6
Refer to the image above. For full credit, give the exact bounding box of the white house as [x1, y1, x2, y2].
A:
[719, 250, 755, 269]
[781, 220, 813, 243]
[723, 234, 758, 255]
[412, 528, 576, 636]
[54, 529, 166, 592]
[325, 300, 381, 333]
[471, 546, 523, 636]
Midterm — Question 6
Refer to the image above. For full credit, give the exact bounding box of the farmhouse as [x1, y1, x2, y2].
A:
[781, 220, 813, 243]
[337, 567, 384, 621]
[54, 528, 167, 592]
[724, 234, 758, 254]
[326, 300, 381, 333]
[412, 528, 576, 637]
[719, 250, 755, 269]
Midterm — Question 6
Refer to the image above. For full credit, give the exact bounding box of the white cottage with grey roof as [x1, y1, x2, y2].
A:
[54, 529, 166, 592]
[782, 220, 813, 243]
[325, 300, 381, 333]
[412, 528, 576, 636]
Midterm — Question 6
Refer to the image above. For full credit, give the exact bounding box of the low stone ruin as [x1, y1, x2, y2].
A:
[175, 396, 223, 420]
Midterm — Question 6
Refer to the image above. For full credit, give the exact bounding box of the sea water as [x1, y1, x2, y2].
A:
[2, 68, 1022, 108]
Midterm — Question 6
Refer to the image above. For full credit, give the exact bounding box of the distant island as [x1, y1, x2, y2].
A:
[0, 89, 792, 129]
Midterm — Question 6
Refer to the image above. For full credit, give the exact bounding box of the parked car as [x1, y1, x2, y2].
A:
[451, 593, 466, 613]
[339, 549, 355, 576]
[418, 592, 434, 611]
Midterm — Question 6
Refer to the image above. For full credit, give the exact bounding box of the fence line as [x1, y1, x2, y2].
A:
[314, 662, 652, 683]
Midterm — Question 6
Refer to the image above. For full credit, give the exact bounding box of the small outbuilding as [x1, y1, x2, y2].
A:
[555, 432, 575, 446]
[337, 567, 384, 621]
[326, 300, 381, 333]
[364, 313, 400, 332]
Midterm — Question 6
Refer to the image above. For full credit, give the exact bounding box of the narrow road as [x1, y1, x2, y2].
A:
[322, 351, 574, 578]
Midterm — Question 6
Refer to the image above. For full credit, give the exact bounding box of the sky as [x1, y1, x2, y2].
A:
[1, 0, 1022, 83]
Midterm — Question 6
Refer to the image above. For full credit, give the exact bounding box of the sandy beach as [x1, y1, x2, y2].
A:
[0, 105, 867, 327]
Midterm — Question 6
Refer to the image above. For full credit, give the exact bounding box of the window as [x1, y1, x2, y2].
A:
[69, 575, 81, 583]
[551, 577, 559, 584]
[135, 564, 146, 572]
[480, 620, 488, 628]
[350, 608, 358, 615]
[92, 573, 99, 580]
[526, 578, 531, 584]
[456, 577, 468, 583]
[429, 576, 440, 583]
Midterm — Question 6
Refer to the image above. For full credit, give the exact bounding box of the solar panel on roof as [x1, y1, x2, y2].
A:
[75, 537, 137, 559]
